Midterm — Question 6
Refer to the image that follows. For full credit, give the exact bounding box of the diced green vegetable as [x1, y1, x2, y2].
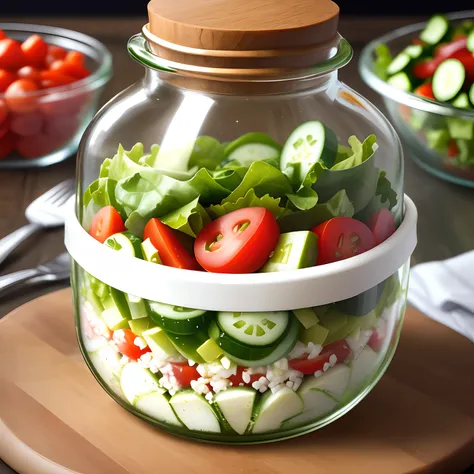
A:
[196, 338, 224, 363]
[292, 308, 319, 329]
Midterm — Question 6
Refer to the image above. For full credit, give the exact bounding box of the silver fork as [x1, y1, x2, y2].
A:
[0, 179, 75, 266]
[0, 252, 71, 299]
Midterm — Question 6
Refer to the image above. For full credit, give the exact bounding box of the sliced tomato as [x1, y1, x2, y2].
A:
[0, 132, 16, 160]
[368, 328, 385, 352]
[144, 218, 200, 270]
[450, 50, 474, 82]
[414, 83, 435, 100]
[447, 140, 460, 158]
[10, 111, 43, 137]
[0, 69, 16, 92]
[0, 39, 25, 70]
[21, 35, 48, 67]
[4, 79, 39, 113]
[366, 208, 396, 246]
[89, 206, 126, 243]
[113, 329, 151, 360]
[168, 362, 200, 387]
[50, 59, 89, 80]
[194, 207, 279, 273]
[288, 340, 352, 375]
[228, 366, 264, 387]
[312, 217, 375, 265]
[434, 36, 467, 61]
[413, 59, 439, 80]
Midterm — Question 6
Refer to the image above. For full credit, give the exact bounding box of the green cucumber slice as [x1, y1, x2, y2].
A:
[141, 238, 162, 264]
[280, 121, 338, 183]
[165, 330, 208, 364]
[134, 390, 183, 426]
[386, 52, 411, 76]
[446, 117, 474, 140]
[334, 283, 384, 317]
[224, 132, 281, 167]
[432, 59, 465, 102]
[470, 84, 474, 107]
[120, 362, 160, 404]
[148, 301, 208, 335]
[419, 15, 449, 45]
[217, 315, 300, 367]
[169, 390, 221, 433]
[387, 72, 412, 91]
[403, 44, 423, 59]
[346, 346, 379, 392]
[468, 31, 474, 53]
[217, 311, 289, 346]
[260, 231, 318, 273]
[452, 92, 470, 109]
[213, 388, 256, 435]
[104, 232, 143, 258]
[88, 346, 122, 396]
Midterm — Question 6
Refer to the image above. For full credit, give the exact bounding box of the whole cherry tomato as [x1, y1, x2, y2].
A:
[0, 69, 16, 92]
[10, 111, 44, 137]
[21, 34, 48, 67]
[44, 44, 67, 66]
[4, 79, 39, 113]
[17, 65, 41, 82]
[0, 39, 25, 70]
[16, 133, 59, 158]
[50, 59, 90, 79]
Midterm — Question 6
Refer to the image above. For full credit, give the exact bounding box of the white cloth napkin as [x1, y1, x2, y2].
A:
[408, 251, 474, 343]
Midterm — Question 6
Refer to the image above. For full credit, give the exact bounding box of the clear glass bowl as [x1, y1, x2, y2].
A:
[0, 23, 112, 169]
[64, 26, 418, 444]
[359, 11, 474, 188]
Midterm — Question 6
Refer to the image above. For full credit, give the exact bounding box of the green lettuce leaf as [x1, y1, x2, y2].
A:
[108, 143, 149, 181]
[331, 135, 377, 170]
[208, 188, 290, 220]
[374, 43, 392, 80]
[82, 178, 119, 230]
[286, 186, 319, 211]
[160, 197, 211, 237]
[278, 189, 354, 233]
[211, 167, 247, 192]
[188, 136, 226, 171]
[138, 144, 160, 167]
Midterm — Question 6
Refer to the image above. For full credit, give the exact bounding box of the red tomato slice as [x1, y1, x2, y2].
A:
[4, 79, 39, 113]
[194, 207, 279, 273]
[228, 366, 264, 387]
[144, 218, 200, 270]
[312, 217, 375, 265]
[0, 39, 25, 70]
[0, 132, 16, 160]
[434, 37, 467, 60]
[368, 329, 384, 353]
[113, 329, 151, 360]
[414, 83, 435, 100]
[413, 59, 439, 80]
[89, 206, 126, 243]
[21, 35, 48, 67]
[447, 140, 460, 158]
[168, 363, 200, 387]
[10, 111, 43, 137]
[288, 340, 352, 375]
[450, 50, 474, 82]
[366, 208, 396, 246]
[0, 69, 16, 92]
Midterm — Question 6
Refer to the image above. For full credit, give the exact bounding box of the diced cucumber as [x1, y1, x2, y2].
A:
[358, 310, 377, 329]
[323, 315, 362, 345]
[468, 30, 474, 53]
[318, 310, 347, 334]
[260, 231, 318, 273]
[387, 72, 412, 91]
[252, 387, 303, 434]
[142, 327, 179, 358]
[346, 346, 379, 392]
[334, 283, 384, 317]
[101, 306, 129, 331]
[141, 238, 162, 264]
[170, 390, 221, 432]
[217, 311, 289, 346]
[425, 129, 450, 151]
[88, 345, 123, 396]
[213, 388, 256, 435]
[432, 59, 465, 102]
[446, 117, 474, 140]
[452, 93, 470, 109]
[196, 338, 224, 363]
[134, 390, 183, 426]
[104, 232, 143, 258]
[148, 301, 208, 335]
[419, 14, 449, 45]
[300, 323, 329, 346]
[166, 331, 208, 364]
[292, 308, 319, 329]
[120, 362, 160, 404]
[386, 52, 411, 76]
[280, 121, 338, 183]
[126, 294, 148, 319]
[86, 289, 104, 318]
[89, 275, 109, 299]
[128, 317, 153, 337]
[109, 288, 131, 319]
[224, 132, 281, 167]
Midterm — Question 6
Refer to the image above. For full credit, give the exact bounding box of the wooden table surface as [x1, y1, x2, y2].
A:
[0, 15, 473, 474]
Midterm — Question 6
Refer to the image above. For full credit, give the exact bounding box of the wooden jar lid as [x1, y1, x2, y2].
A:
[146, 0, 340, 71]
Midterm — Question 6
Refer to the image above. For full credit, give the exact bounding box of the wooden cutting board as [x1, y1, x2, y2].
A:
[0, 289, 473, 474]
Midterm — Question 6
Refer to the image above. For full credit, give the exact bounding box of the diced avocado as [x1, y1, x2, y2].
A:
[213, 388, 256, 435]
[101, 306, 130, 331]
[318, 310, 347, 334]
[260, 231, 317, 272]
[334, 283, 384, 317]
[346, 346, 380, 393]
[301, 324, 329, 346]
[196, 339, 224, 363]
[252, 387, 303, 434]
[141, 238, 162, 264]
[292, 308, 319, 329]
[134, 390, 183, 426]
[126, 294, 148, 319]
[142, 327, 179, 358]
[170, 390, 221, 433]
[86, 289, 104, 317]
[129, 317, 154, 336]
[120, 362, 160, 404]
[447, 117, 474, 140]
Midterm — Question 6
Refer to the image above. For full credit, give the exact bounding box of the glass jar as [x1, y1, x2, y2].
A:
[65, 0, 417, 443]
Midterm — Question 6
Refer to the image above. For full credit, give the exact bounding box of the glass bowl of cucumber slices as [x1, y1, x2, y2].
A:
[65, 0, 418, 444]
[359, 11, 474, 187]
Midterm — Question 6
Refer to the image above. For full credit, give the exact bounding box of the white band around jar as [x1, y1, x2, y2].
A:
[65, 195, 417, 312]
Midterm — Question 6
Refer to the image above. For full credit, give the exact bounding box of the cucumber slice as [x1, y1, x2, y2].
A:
[419, 15, 449, 45]
[334, 283, 384, 317]
[386, 52, 411, 76]
[213, 388, 256, 435]
[88, 345, 122, 389]
[280, 121, 338, 183]
[281, 394, 336, 429]
[120, 362, 160, 404]
[224, 132, 281, 167]
[142, 327, 179, 358]
[104, 232, 143, 258]
[252, 387, 303, 433]
[452, 92, 470, 109]
[166, 330, 208, 364]
[403, 44, 423, 59]
[433, 59, 465, 102]
[169, 390, 221, 432]
[468, 30, 474, 53]
[446, 117, 474, 140]
[196, 338, 224, 363]
[387, 72, 412, 91]
[101, 306, 129, 331]
[260, 231, 318, 273]
[346, 346, 379, 393]
[148, 301, 208, 335]
[89, 275, 109, 299]
[134, 390, 183, 426]
[470, 84, 474, 107]
[292, 308, 319, 329]
[217, 311, 289, 347]
[219, 315, 300, 367]
[141, 238, 162, 264]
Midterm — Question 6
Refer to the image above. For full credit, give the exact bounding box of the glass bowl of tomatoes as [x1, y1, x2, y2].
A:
[64, 0, 418, 444]
[359, 11, 474, 187]
[0, 23, 112, 168]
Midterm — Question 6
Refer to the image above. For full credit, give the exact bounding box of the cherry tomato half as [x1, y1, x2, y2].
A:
[4, 79, 39, 113]
[0, 69, 16, 92]
[288, 340, 352, 375]
[168, 363, 200, 387]
[113, 329, 151, 360]
[368, 328, 384, 353]
[0, 132, 16, 160]
[21, 34, 48, 67]
[312, 217, 375, 265]
[89, 206, 126, 243]
[414, 83, 435, 100]
[366, 208, 396, 246]
[0, 39, 25, 70]
[194, 207, 279, 274]
[448, 140, 460, 158]
[228, 366, 264, 387]
[144, 218, 200, 270]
